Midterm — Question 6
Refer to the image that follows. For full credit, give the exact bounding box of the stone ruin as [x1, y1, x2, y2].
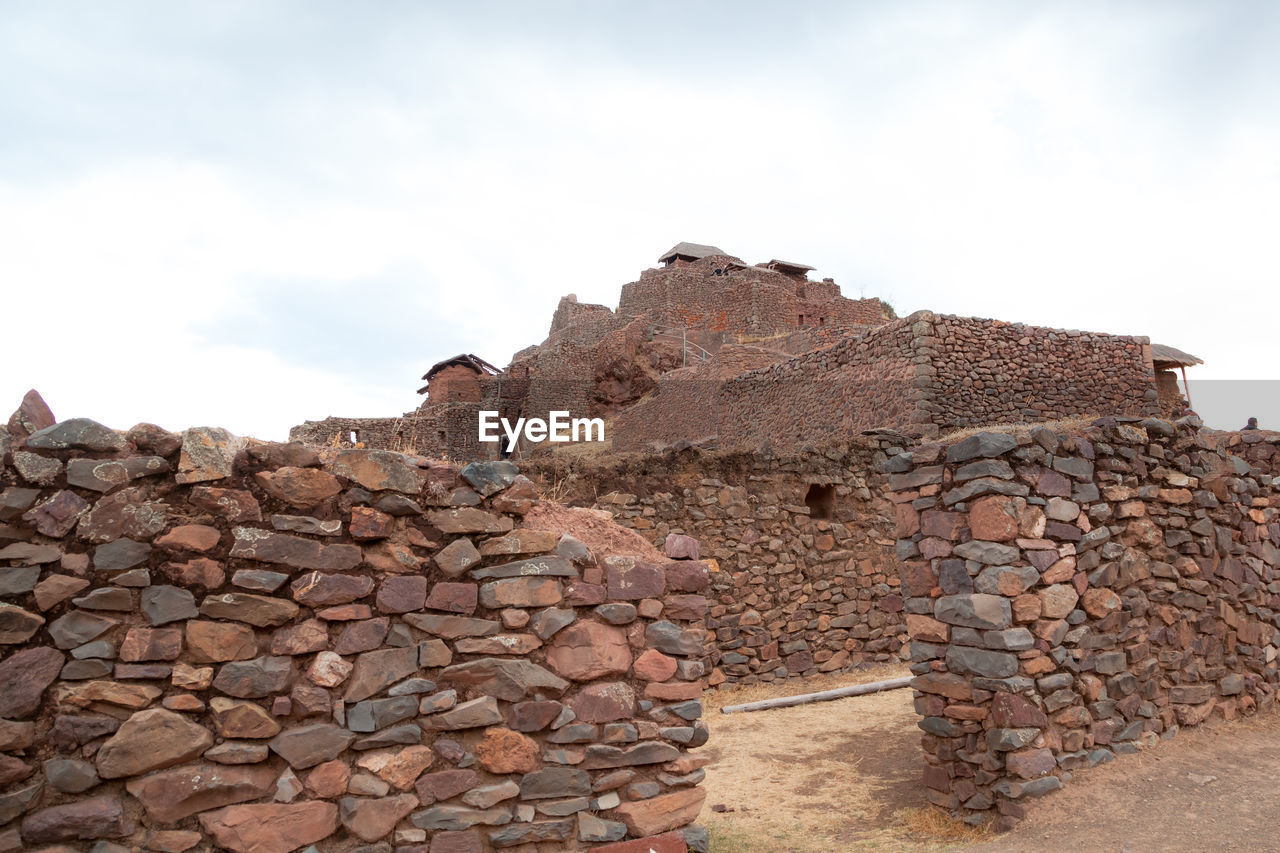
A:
[0, 394, 714, 852]
[290, 242, 1199, 459]
[889, 416, 1280, 829]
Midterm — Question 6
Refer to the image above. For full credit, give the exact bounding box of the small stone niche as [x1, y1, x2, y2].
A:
[804, 483, 835, 520]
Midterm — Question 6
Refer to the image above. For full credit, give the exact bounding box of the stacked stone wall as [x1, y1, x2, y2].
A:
[923, 315, 1161, 429]
[719, 317, 923, 450]
[890, 417, 1279, 828]
[616, 258, 893, 338]
[525, 437, 914, 687]
[0, 409, 711, 852]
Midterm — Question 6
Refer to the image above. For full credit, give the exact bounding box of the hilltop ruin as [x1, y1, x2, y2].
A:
[290, 242, 1199, 459]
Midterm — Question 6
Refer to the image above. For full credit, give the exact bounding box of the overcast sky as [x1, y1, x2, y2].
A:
[2, 1, 1277, 439]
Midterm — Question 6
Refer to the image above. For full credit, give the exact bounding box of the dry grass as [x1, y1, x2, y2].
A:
[702, 667, 989, 852]
[934, 416, 1099, 445]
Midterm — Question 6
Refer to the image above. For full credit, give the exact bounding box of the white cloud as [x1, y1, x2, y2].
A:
[1, 2, 1276, 438]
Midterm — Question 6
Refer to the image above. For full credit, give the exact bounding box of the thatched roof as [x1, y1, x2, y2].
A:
[659, 242, 727, 263]
[418, 354, 499, 394]
[764, 258, 816, 274]
[1151, 343, 1203, 368]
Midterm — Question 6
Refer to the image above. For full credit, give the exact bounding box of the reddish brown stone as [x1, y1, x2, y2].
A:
[7, 389, 55, 439]
[254, 467, 342, 507]
[569, 681, 636, 722]
[605, 558, 666, 600]
[124, 762, 276, 822]
[95, 709, 214, 779]
[478, 576, 561, 609]
[991, 693, 1049, 728]
[340, 793, 417, 842]
[19, 796, 134, 844]
[290, 572, 374, 606]
[290, 683, 331, 716]
[591, 831, 689, 853]
[23, 490, 90, 538]
[358, 745, 434, 789]
[119, 627, 183, 662]
[429, 830, 484, 853]
[198, 802, 338, 853]
[0, 646, 65, 718]
[305, 760, 350, 798]
[33, 575, 90, 611]
[233, 531, 361, 572]
[316, 604, 372, 621]
[545, 621, 632, 681]
[664, 560, 710, 593]
[350, 506, 394, 540]
[155, 524, 222, 552]
[0, 755, 32, 787]
[507, 700, 564, 732]
[210, 697, 282, 738]
[377, 576, 428, 613]
[188, 487, 261, 522]
[632, 649, 678, 682]
[270, 618, 329, 655]
[969, 496, 1019, 542]
[163, 557, 226, 589]
[644, 681, 703, 701]
[415, 769, 478, 805]
[186, 621, 258, 663]
[473, 727, 539, 774]
[614, 788, 706, 837]
[334, 618, 390, 654]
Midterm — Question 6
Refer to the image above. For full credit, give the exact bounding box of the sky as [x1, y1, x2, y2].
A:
[1, 0, 1277, 439]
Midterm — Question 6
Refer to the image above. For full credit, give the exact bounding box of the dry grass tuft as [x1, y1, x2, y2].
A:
[935, 416, 1099, 445]
[894, 806, 991, 844]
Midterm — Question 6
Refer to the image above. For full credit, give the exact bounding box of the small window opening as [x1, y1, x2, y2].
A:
[798, 314, 805, 325]
[349, 430, 358, 444]
[437, 430, 446, 443]
[805, 484, 835, 520]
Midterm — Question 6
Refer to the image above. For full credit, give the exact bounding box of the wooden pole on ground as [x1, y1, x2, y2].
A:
[718, 675, 914, 714]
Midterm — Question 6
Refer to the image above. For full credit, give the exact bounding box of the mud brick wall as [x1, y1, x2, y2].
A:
[0, 410, 712, 852]
[923, 314, 1161, 429]
[719, 317, 924, 450]
[525, 437, 914, 687]
[890, 417, 1279, 830]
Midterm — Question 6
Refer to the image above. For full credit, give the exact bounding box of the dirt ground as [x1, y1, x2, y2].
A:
[701, 666, 981, 852]
[702, 670, 1280, 853]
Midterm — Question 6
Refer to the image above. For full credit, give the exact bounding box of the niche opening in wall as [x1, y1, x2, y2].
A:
[805, 484, 835, 520]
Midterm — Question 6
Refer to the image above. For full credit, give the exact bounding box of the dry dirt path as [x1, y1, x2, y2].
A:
[702, 670, 1280, 853]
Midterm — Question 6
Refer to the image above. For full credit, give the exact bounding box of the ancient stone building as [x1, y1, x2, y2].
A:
[290, 243, 1203, 461]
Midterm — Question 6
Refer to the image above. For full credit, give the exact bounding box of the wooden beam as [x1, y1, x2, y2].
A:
[719, 675, 914, 714]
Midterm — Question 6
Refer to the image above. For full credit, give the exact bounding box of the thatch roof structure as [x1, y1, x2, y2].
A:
[1151, 344, 1203, 368]
[763, 258, 816, 275]
[417, 354, 499, 395]
[659, 242, 727, 264]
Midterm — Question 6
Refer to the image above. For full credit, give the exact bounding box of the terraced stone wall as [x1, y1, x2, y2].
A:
[890, 417, 1279, 829]
[525, 437, 914, 687]
[0, 403, 712, 852]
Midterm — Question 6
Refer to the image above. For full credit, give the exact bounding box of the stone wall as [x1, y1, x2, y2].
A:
[525, 437, 914, 687]
[290, 405, 499, 463]
[719, 317, 923, 450]
[889, 417, 1279, 829]
[616, 257, 893, 338]
[0, 407, 712, 852]
[923, 315, 1161, 429]
[612, 346, 788, 453]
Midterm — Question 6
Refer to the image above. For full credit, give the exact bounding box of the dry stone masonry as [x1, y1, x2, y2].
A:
[0, 400, 711, 853]
[526, 436, 913, 687]
[891, 416, 1279, 829]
